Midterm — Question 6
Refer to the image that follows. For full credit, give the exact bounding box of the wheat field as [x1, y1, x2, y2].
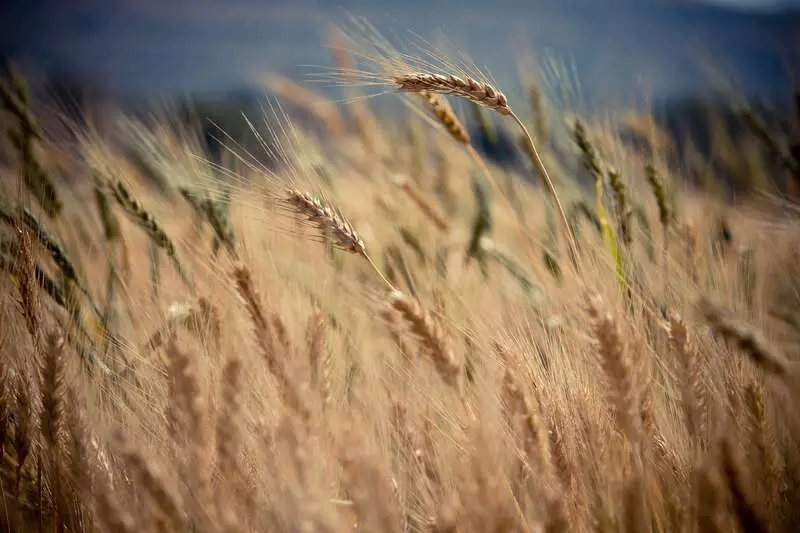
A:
[1, 22, 800, 533]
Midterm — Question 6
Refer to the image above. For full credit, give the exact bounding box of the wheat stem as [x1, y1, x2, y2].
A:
[509, 111, 580, 273]
[363, 250, 398, 293]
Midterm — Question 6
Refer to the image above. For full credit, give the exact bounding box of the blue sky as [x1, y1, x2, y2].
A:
[1, 0, 797, 103]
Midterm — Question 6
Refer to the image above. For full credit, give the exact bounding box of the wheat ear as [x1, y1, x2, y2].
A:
[645, 163, 670, 290]
[668, 313, 707, 442]
[393, 73, 510, 115]
[283, 188, 396, 291]
[417, 90, 470, 145]
[109, 180, 193, 289]
[388, 291, 459, 388]
[586, 294, 641, 443]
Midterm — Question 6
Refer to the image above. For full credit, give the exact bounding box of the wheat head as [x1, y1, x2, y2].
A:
[393, 73, 510, 116]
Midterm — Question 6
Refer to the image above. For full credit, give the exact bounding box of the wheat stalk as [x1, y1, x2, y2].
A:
[497, 343, 553, 481]
[668, 313, 707, 443]
[389, 291, 459, 388]
[109, 180, 193, 289]
[391, 72, 580, 273]
[232, 264, 310, 420]
[281, 187, 396, 291]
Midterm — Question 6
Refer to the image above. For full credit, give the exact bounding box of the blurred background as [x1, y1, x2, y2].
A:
[0, 0, 798, 164]
[1, 1, 797, 99]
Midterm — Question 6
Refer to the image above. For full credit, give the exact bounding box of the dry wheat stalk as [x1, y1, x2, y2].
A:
[339, 431, 404, 533]
[0, 362, 9, 457]
[306, 307, 326, 390]
[265, 73, 346, 136]
[164, 339, 215, 527]
[743, 381, 782, 512]
[499, 349, 553, 481]
[608, 169, 632, 247]
[548, 420, 572, 489]
[668, 313, 707, 443]
[329, 27, 387, 158]
[720, 438, 770, 533]
[232, 264, 310, 420]
[109, 180, 193, 289]
[19, 208, 93, 304]
[92, 475, 139, 533]
[544, 496, 570, 533]
[389, 291, 459, 388]
[144, 299, 220, 353]
[215, 356, 242, 471]
[694, 463, 727, 533]
[645, 163, 670, 288]
[113, 429, 186, 530]
[414, 88, 516, 215]
[381, 305, 416, 363]
[39, 331, 64, 450]
[214, 354, 244, 526]
[12, 376, 32, 496]
[13, 222, 41, 348]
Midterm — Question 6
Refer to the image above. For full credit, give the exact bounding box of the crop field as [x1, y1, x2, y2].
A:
[0, 19, 799, 533]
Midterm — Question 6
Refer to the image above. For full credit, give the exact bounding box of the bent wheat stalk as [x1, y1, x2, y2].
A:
[393, 72, 580, 272]
[283, 188, 397, 291]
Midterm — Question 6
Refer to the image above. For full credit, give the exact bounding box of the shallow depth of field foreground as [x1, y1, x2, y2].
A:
[2, 24, 800, 533]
